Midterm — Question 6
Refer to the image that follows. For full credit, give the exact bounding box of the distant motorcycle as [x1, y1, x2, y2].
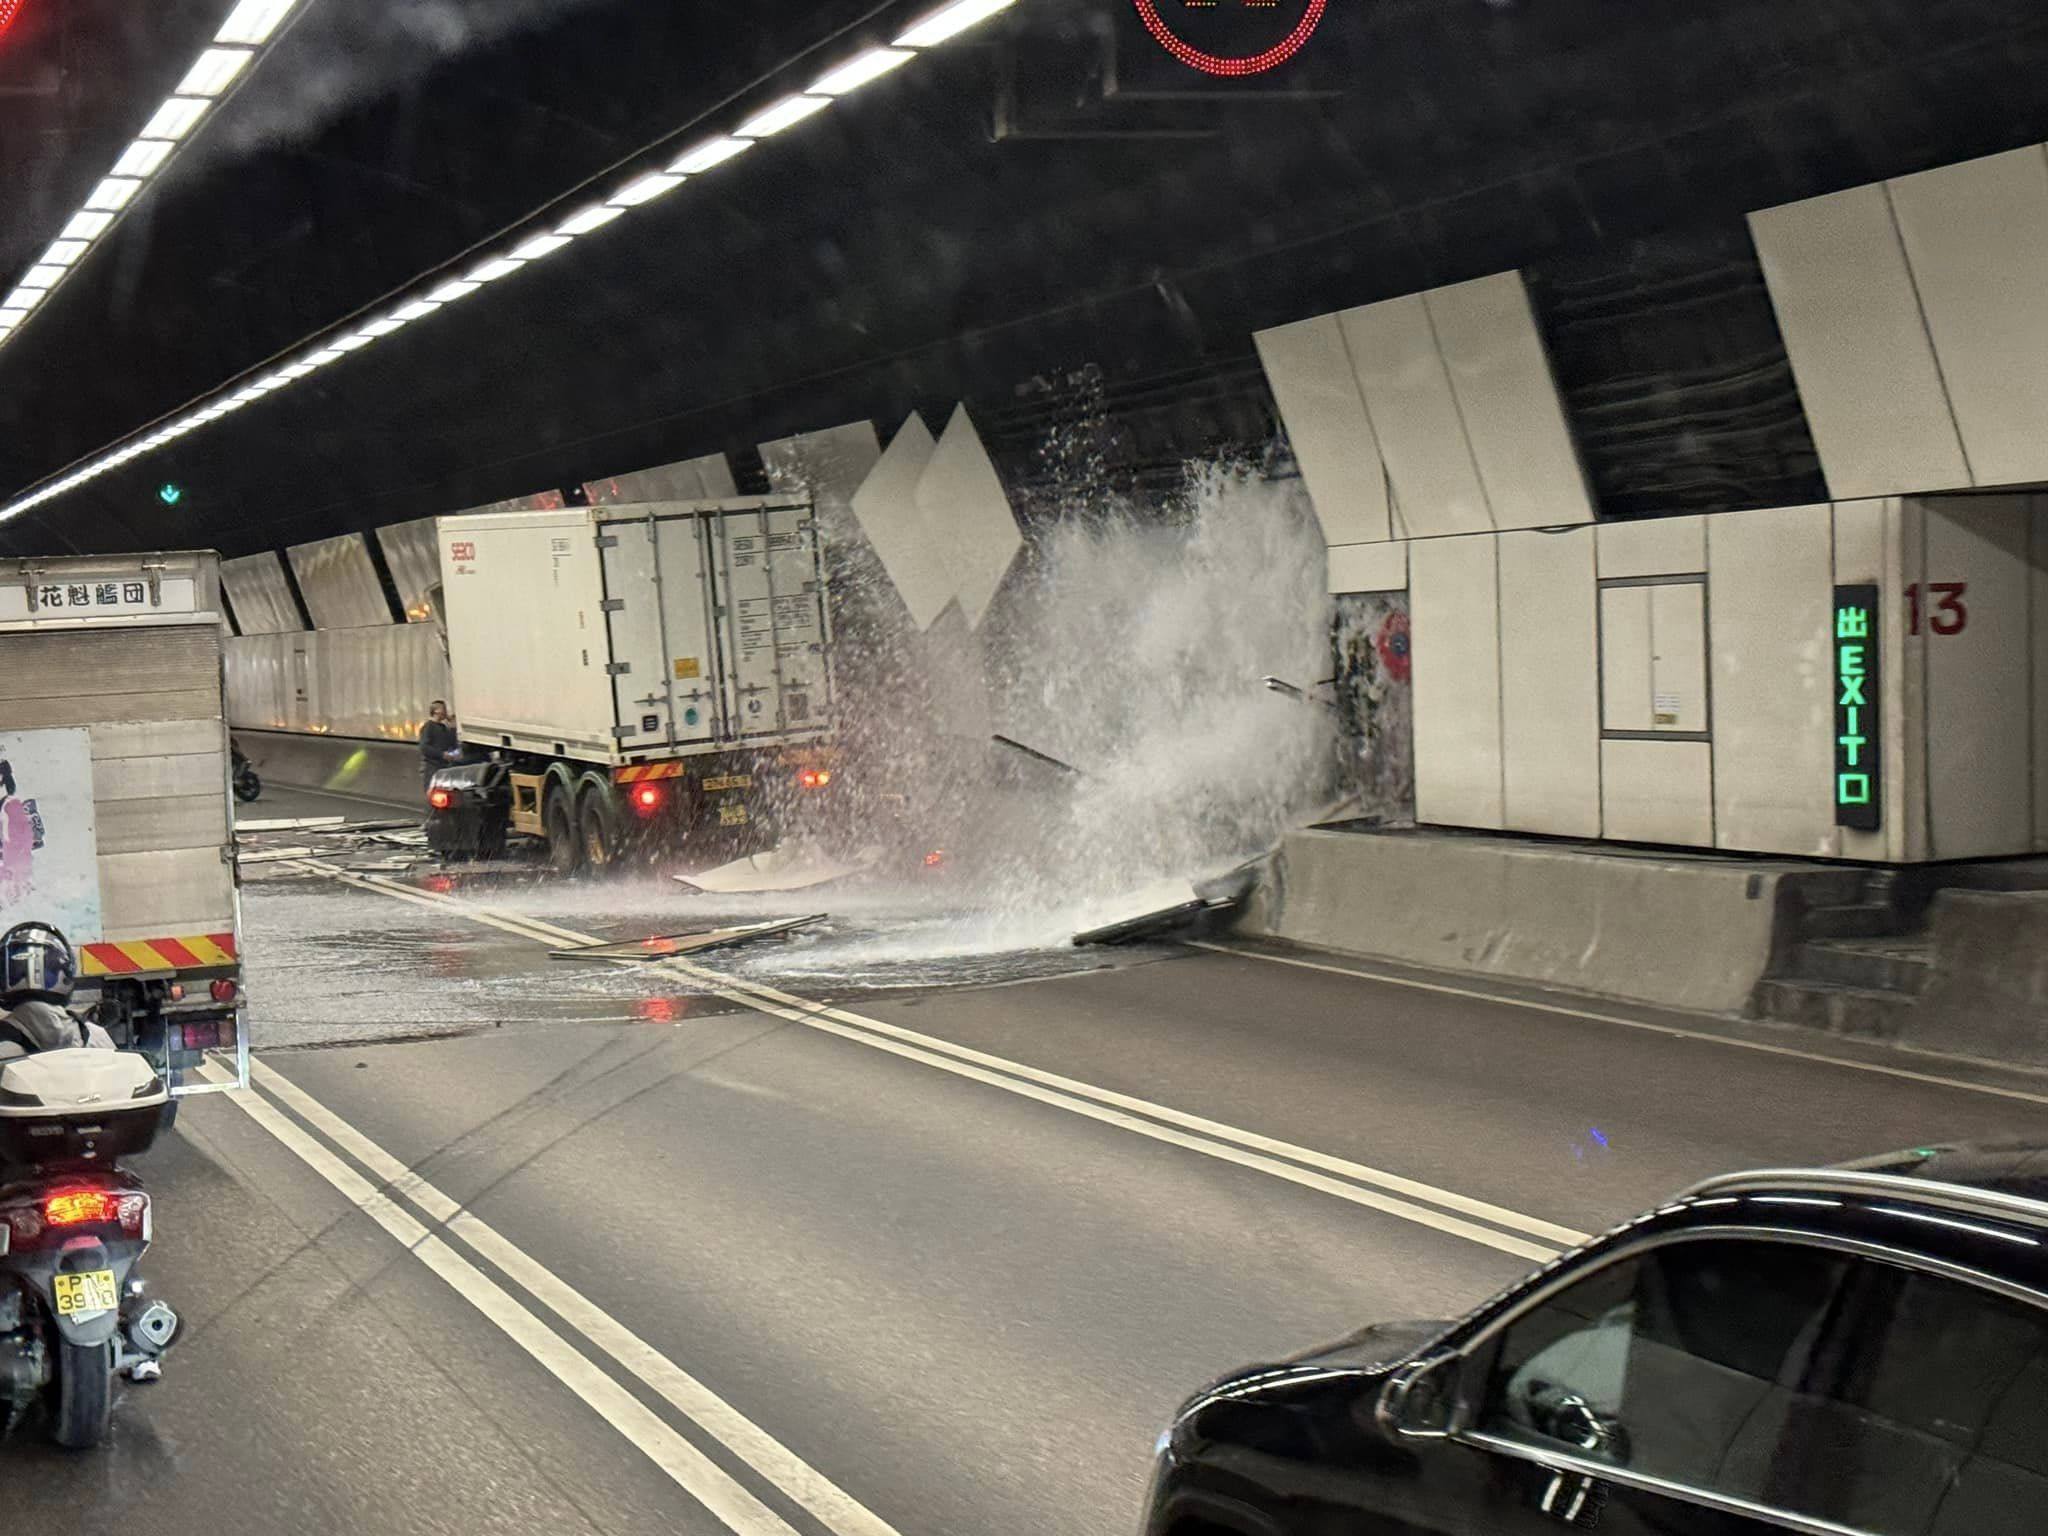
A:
[231, 745, 261, 804]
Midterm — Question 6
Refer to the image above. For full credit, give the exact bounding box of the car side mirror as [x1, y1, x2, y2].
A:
[1375, 1351, 1465, 1441]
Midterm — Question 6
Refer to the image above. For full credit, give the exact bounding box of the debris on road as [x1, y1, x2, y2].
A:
[551, 915, 828, 962]
[675, 847, 874, 894]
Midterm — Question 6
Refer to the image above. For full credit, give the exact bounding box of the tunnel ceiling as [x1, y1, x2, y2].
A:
[2, 0, 2046, 557]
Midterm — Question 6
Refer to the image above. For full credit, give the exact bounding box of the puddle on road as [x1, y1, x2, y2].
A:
[239, 860, 1168, 1052]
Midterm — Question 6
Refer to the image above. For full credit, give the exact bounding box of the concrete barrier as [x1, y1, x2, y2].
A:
[1898, 890, 2048, 1067]
[235, 729, 423, 808]
[1237, 828, 1790, 1014]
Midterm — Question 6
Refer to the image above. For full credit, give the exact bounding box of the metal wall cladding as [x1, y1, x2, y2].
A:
[219, 551, 303, 634]
[226, 624, 449, 742]
[288, 533, 393, 630]
[375, 517, 445, 622]
[585, 454, 739, 505]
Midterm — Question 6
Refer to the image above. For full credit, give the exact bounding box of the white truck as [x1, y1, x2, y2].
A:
[0, 552, 247, 1091]
[430, 497, 839, 870]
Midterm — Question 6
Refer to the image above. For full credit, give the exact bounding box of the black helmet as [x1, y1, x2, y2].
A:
[1, 923, 76, 1004]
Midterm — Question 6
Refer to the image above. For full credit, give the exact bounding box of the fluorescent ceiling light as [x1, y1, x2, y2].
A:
[61, 211, 115, 242]
[280, 363, 316, 379]
[311, 347, 347, 365]
[19, 266, 65, 291]
[84, 178, 143, 212]
[140, 97, 210, 141]
[334, 332, 377, 352]
[895, 0, 1020, 47]
[1, 290, 42, 313]
[808, 46, 914, 96]
[215, 0, 299, 46]
[112, 140, 175, 179]
[177, 48, 254, 98]
[427, 279, 481, 303]
[394, 299, 442, 321]
[363, 317, 408, 337]
[556, 203, 626, 237]
[511, 233, 572, 262]
[609, 172, 684, 207]
[734, 94, 831, 138]
[41, 240, 88, 267]
[670, 137, 752, 175]
[465, 257, 526, 284]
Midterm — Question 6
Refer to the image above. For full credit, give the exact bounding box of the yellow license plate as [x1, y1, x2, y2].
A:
[54, 1270, 118, 1318]
[718, 803, 750, 826]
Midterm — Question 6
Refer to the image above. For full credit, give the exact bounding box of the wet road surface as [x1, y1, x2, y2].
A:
[12, 783, 2048, 1533]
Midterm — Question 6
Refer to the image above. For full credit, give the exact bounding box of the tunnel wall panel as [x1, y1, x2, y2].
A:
[1341, 297, 1492, 538]
[1921, 495, 2034, 860]
[1601, 739, 1713, 846]
[1410, 534, 1503, 828]
[1427, 273, 1594, 532]
[375, 517, 446, 623]
[1596, 516, 1707, 580]
[1707, 503, 1835, 855]
[1887, 148, 2048, 489]
[1253, 315, 1391, 547]
[1750, 184, 1969, 500]
[288, 533, 393, 630]
[1497, 529, 1599, 836]
[219, 551, 303, 635]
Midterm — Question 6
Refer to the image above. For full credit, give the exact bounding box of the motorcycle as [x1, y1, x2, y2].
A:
[0, 1049, 179, 1448]
[232, 745, 261, 804]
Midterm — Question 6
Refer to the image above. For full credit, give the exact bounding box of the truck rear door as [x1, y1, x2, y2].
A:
[711, 501, 832, 740]
[597, 510, 723, 752]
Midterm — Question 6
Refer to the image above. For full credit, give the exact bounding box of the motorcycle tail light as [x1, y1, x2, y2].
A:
[797, 768, 832, 789]
[45, 1190, 119, 1227]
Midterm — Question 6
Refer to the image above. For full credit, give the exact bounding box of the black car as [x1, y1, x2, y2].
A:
[1145, 1144, 2048, 1536]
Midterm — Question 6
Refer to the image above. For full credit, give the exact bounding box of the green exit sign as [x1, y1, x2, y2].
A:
[157, 483, 183, 507]
[1834, 584, 1881, 832]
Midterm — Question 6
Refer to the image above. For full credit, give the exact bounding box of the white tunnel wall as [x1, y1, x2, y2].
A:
[1751, 143, 2048, 501]
[1256, 269, 1593, 597]
[1497, 529, 1598, 837]
[1405, 497, 2048, 862]
[1708, 504, 1835, 857]
[1410, 535, 1504, 829]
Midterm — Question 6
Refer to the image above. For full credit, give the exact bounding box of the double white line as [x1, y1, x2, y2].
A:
[287, 858, 1589, 1265]
[212, 1055, 901, 1536]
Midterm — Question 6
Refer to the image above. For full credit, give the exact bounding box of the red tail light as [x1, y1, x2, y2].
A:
[210, 978, 237, 1003]
[923, 849, 946, 868]
[797, 768, 832, 790]
[428, 787, 455, 811]
[45, 1190, 120, 1227]
[42, 1189, 150, 1236]
[633, 784, 663, 813]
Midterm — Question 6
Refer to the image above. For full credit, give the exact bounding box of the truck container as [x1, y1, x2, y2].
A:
[432, 498, 838, 870]
[0, 552, 248, 1091]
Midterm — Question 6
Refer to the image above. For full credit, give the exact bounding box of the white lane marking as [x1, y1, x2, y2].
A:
[203, 1067, 805, 1536]
[288, 860, 1580, 1258]
[1190, 941, 2048, 1111]
[247, 1059, 903, 1536]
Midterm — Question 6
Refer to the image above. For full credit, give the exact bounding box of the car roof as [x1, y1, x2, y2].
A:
[1687, 1143, 2048, 1233]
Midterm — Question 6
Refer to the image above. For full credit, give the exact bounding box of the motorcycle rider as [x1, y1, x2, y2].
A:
[0, 923, 113, 1063]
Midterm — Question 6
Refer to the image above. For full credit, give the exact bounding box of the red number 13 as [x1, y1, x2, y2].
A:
[1905, 581, 1968, 637]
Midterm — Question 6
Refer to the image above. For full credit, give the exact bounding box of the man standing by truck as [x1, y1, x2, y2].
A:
[419, 700, 460, 794]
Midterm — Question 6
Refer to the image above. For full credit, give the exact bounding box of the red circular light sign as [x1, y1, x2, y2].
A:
[1132, 0, 1327, 77]
[0, 0, 28, 39]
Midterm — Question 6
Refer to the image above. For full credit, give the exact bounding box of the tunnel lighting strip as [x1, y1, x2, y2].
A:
[0, 0, 1022, 523]
[0, 0, 304, 358]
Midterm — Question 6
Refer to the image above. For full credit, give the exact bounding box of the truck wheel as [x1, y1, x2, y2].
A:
[545, 791, 583, 877]
[579, 788, 623, 873]
[49, 1339, 114, 1449]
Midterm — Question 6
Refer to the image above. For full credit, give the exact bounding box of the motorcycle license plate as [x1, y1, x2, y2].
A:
[53, 1270, 118, 1318]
